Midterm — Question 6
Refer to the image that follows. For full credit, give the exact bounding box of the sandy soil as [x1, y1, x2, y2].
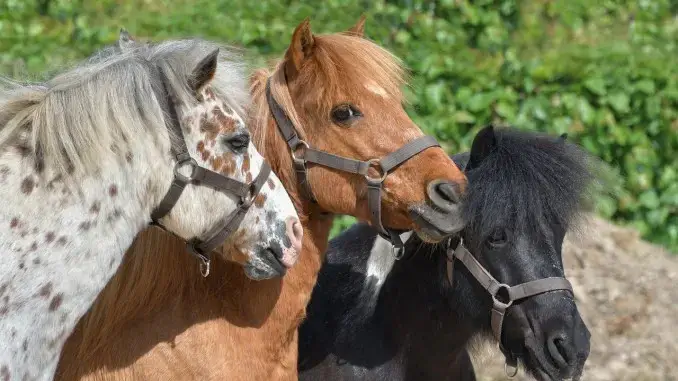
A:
[472, 216, 678, 381]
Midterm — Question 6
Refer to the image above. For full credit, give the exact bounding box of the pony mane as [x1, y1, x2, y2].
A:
[250, 32, 408, 154]
[0, 38, 249, 178]
[462, 127, 603, 240]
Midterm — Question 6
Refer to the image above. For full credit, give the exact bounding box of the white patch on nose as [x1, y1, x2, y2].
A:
[364, 82, 388, 98]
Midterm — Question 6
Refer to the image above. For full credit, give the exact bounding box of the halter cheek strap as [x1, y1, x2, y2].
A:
[265, 78, 440, 253]
[149, 67, 271, 277]
[445, 240, 573, 377]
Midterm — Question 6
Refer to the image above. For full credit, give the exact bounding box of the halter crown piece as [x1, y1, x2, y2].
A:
[445, 238, 574, 377]
[265, 78, 440, 257]
[149, 67, 272, 277]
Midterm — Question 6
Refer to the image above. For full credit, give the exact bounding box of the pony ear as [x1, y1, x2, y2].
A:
[189, 48, 219, 92]
[285, 18, 316, 82]
[118, 28, 135, 51]
[467, 125, 497, 170]
[347, 15, 366, 37]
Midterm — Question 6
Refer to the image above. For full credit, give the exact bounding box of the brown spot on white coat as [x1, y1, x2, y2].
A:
[21, 177, 34, 194]
[49, 294, 63, 311]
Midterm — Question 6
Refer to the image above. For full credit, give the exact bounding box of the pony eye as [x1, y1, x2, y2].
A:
[223, 133, 250, 154]
[487, 229, 508, 247]
[331, 104, 362, 125]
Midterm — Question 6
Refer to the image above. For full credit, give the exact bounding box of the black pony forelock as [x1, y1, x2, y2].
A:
[461, 128, 603, 241]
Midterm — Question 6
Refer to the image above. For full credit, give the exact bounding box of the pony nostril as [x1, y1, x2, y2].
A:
[426, 179, 461, 211]
[286, 217, 303, 253]
[547, 334, 572, 370]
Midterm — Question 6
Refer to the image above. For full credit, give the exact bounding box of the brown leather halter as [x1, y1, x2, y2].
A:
[445, 239, 574, 377]
[149, 70, 272, 277]
[265, 78, 440, 255]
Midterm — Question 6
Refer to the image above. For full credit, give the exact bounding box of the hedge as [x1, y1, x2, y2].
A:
[1, 0, 676, 251]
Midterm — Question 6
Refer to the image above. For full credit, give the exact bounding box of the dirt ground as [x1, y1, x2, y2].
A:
[472, 215, 678, 381]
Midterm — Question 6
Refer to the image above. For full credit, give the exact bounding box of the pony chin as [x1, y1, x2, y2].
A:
[520, 338, 587, 381]
[408, 203, 464, 243]
[242, 247, 288, 280]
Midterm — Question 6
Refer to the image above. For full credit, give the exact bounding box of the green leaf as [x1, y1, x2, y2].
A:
[635, 79, 656, 94]
[466, 92, 495, 113]
[453, 110, 476, 124]
[646, 209, 669, 227]
[577, 98, 595, 124]
[638, 190, 660, 209]
[607, 93, 630, 113]
[495, 101, 516, 120]
[584, 77, 607, 95]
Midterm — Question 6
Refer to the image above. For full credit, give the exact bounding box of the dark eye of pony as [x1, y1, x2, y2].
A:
[222, 133, 250, 154]
[486, 228, 508, 248]
[330, 104, 362, 126]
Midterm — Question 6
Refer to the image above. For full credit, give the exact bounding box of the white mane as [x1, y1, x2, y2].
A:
[0, 39, 250, 177]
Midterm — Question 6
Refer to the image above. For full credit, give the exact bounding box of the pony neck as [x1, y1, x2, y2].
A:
[0, 145, 167, 381]
[252, 75, 335, 256]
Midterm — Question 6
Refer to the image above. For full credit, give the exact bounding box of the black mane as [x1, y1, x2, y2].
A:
[461, 127, 599, 241]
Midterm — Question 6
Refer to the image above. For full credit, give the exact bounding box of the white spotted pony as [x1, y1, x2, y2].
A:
[0, 37, 301, 381]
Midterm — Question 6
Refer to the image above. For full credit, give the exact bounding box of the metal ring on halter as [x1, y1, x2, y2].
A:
[505, 361, 519, 378]
[174, 156, 199, 183]
[240, 190, 256, 209]
[364, 158, 387, 183]
[492, 283, 514, 309]
[392, 244, 405, 260]
[290, 140, 310, 162]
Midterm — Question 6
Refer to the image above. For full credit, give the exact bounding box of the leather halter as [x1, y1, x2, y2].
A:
[445, 239, 573, 377]
[265, 78, 440, 253]
[149, 70, 272, 277]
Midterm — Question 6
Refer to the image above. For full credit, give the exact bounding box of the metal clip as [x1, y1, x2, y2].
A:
[187, 240, 211, 278]
[392, 244, 405, 260]
[504, 361, 518, 378]
[504, 355, 519, 378]
[198, 256, 211, 278]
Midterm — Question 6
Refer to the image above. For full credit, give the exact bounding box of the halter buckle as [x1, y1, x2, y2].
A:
[364, 159, 387, 183]
[174, 156, 199, 184]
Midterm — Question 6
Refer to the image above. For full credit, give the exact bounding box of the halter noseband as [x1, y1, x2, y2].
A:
[445, 239, 573, 377]
[265, 78, 439, 254]
[150, 70, 271, 277]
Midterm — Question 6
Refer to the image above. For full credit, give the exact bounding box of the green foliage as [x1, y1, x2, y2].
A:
[1, 0, 676, 251]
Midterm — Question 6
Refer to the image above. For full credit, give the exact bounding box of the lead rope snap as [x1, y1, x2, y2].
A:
[392, 244, 405, 260]
[198, 256, 211, 278]
[504, 356, 519, 378]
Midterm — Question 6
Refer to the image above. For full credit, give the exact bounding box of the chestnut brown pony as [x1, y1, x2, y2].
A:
[55, 18, 467, 380]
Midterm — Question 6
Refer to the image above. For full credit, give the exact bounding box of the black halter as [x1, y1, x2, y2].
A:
[265, 78, 440, 255]
[149, 70, 271, 277]
[445, 238, 574, 377]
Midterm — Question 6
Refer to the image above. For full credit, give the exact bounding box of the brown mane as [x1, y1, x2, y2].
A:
[250, 32, 409, 151]
[65, 229, 209, 361]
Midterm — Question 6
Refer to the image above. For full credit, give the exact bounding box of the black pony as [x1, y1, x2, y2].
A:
[298, 125, 600, 381]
